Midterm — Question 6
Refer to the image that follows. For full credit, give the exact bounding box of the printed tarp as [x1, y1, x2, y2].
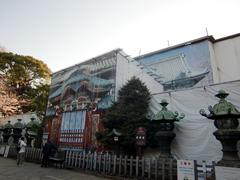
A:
[149, 80, 240, 162]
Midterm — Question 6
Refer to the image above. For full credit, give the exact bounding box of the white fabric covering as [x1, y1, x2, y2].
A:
[150, 80, 240, 162]
[115, 51, 163, 101]
[115, 50, 240, 162]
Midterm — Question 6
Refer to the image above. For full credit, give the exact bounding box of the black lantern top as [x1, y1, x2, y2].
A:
[4, 121, 13, 129]
[25, 117, 39, 137]
[107, 128, 122, 137]
[151, 99, 185, 122]
[26, 117, 39, 129]
[107, 128, 122, 142]
[13, 119, 24, 129]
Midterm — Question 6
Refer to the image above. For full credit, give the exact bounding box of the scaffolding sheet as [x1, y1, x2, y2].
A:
[149, 80, 240, 162]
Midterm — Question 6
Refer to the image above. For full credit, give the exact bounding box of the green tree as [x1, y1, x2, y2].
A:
[26, 83, 50, 120]
[97, 77, 151, 155]
[0, 52, 51, 120]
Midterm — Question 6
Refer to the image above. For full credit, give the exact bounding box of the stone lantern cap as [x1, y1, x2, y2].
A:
[4, 121, 13, 129]
[151, 99, 185, 122]
[107, 128, 122, 137]
[13, 119, 24, 129]
[200, 89, 240, 118]
[26, 117, 39, 129]
[215, 89, 229, 99]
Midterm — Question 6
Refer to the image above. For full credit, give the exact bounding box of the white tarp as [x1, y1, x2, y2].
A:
[150, 80, 240, 162]
[115, 50, 240, 162]
[115, 51, 163, 101]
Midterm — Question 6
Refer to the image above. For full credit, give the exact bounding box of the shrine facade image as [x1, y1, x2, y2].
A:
[45, 50, 118, 150]
[45, 33, 240, 162]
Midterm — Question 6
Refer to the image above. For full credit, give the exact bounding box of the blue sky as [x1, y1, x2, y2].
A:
[1, 0, 240, 72]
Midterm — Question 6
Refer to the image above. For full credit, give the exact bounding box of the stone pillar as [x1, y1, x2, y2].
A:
[155, 131, 176, 158]
[149, 99, 184, 158]
[200, 90, 240, 166]
[2, 121, 13, 144]
[12, 119, 24, 144]
[26, 117, 39, 147]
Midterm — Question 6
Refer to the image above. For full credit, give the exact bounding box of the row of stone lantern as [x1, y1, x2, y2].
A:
[0, 118, 39, 147]
[107, 128, 122, 155]
[151, 90, 240, 166]
[108, 90, 240, 166]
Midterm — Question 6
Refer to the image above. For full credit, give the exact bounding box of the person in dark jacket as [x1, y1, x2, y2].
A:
[41, 140, 57, 167]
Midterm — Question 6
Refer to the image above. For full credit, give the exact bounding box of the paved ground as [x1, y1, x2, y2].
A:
[0, 157, 112, 180]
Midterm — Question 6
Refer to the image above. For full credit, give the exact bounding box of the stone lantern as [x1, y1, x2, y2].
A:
[25, 117, 39, 147]
[200, 90, 240, 166]
[150, 99, 184, 158]
[2, 121, 13, 144]
[12, 119, 24, 144]
[0, 124, 3, 144]
[107, 128, 122, 155]
[135, 127, 146, 157]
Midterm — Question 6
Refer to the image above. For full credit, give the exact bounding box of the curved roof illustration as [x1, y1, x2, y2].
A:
[49, 71, 113, 99]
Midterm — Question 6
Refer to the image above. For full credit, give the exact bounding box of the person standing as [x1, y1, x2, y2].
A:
[17, 137, 26, 166]
[41, 140, 57, 167]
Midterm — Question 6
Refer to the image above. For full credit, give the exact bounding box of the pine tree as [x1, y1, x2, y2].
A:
[97, 77, 151, 155]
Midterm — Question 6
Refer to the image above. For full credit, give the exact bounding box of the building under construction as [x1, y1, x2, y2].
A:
[45, 33, 240, 161]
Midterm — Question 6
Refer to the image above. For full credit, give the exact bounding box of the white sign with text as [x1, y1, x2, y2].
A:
[177, 160, 195, 180]
[0, 146, 5, 155]
[215, 166, 240, 180]
[3, 145, 10, 158]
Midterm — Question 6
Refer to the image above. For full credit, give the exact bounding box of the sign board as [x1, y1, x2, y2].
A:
[136, 127, 146, 146]
[42, 133, 49, 140]
[0, 146, 5, 156]
[177, 160, 196, 180]
[215, 166, 240, 180]
[3, 145, 10, 158]
[42, 133, 49, 145]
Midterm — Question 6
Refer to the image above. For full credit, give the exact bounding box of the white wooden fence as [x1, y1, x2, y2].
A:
[3, 146, 216, 180]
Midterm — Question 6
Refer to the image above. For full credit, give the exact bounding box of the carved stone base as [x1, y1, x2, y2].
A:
[27, 137, 35, 147]
[213, 130, 240, 162]
[155, 131, 175, 158]
[2, 134, 11, 144]
[12, 134, 22, 144]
